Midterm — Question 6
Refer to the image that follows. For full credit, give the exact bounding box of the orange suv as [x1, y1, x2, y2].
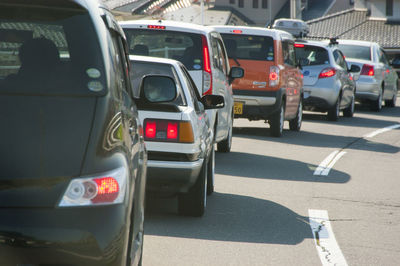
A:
[214, 26, 303, 137]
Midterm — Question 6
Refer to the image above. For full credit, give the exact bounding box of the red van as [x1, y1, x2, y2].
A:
[214, 26, 303, 137]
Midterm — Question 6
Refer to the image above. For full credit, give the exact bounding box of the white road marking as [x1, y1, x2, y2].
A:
[308, 209, 348, 266]
[363, 124, 400, 138]
[314, 150, 346, 176]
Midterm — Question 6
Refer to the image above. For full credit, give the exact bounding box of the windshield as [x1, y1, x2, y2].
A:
[295, 45, 330, 66]
[124, 29, 203, 71]
[0, 4, 105, 95]
[220, 33, 274, 61]
[338, 44, 371, 61]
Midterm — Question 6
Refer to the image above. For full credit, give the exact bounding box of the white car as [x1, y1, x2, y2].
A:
[333, 39, 398, 110]
[130, 56, 237, 217]
[120, 20, 243, 152]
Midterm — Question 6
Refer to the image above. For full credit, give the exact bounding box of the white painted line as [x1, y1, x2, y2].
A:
[308, 209, 348, 266]
[363, 124, 400, 138]
[314, 150, 346, 176]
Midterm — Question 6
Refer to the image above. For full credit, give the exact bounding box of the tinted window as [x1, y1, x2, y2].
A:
[124, 29, 203, 71]
[0, 4, 105, 95]
[130, 61, 185, 105]
[221, 34, 274, 61]
[333, 50, 348, 70]
[295, 45, 329, 66]
[282, 40, 296, 66]
[338, 44, 371, 61]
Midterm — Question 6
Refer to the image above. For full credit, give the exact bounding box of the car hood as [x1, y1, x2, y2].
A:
[0, 95, 96, 207]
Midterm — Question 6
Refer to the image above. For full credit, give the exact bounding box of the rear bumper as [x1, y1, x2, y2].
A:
[355, 78, 380, 101]
[0, 204, 129, 265]
[233, 89, 283, 120]
[302, 83, 339, 110]
[146, 159, 204, 193]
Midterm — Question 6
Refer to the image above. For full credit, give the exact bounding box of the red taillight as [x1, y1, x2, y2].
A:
[294, 43, 305, 48]
[232, 30, 242, 34]
[167, 122, 178, 140]
[360, 64, 374, 76]
[145, 121, 156, 139]
[269, 66, 280, 87]
[319, 68, 336, 79]
[270, 72, 278, 81]
[201, 35, 212, 95]
[92, 177, 119, 203]
[147, 25, 166, 30]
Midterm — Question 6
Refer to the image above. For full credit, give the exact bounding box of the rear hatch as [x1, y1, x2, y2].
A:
[0, 1, 105, 207]
[220, 33, 276, 92]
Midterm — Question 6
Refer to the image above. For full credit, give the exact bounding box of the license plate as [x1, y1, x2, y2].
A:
[234, 102, 243, 115]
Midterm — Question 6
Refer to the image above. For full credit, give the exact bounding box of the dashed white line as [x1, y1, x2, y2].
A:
[314, 150, 347, 176]
[308, 209, 348, 266]
[363, 124, 400, 138]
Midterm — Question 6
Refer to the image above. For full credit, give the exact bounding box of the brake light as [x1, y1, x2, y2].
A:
[59, 167, 127, 207]
[319, 68, 336, 79]
[269, 66, 280, 87]
[202, 35, 212, 95]
[147, 25, 166, 30]
[294, 43, 305, 48]
[360, 64, 374, 76]
[144, 119, 194, 143]
[232, 30, 242, 34]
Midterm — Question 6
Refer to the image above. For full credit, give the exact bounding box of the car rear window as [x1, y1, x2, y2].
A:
[220, 33, 274, 61]
[131, 61, 186, 105]
[124, 29, 203, 71]
[0, 3, 105, 95]
[337, 44, 371, 61]
[295, 45, 330, 66]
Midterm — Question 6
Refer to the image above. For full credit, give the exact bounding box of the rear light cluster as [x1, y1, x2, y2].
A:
[201, 35, 212, 95]
[360, 64, 374, 76]
[269, 66, 280, 87]
[294, 43, 305, 48]
[319, 67, 336, 79]
[232, 29, 242, 34]
[144, 119, 194, 143]
[59, 167, 127, 207]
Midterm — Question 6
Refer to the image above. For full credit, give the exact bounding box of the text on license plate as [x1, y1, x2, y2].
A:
[234, 102, 243, 114]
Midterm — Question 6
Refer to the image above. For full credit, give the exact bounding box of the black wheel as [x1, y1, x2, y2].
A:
[270, 103, 284, 137]
[327, 97, 340, 121]
[385, 91, 397, 107]
[178, 158, 207, 217]
[343, 94, 355, 117]
[371, 87, 383, 111]
[217, 114, 233, 152]
[207, 144, 215, 195]
[289, 100, 302, 131]
[126, 215, 144, 266]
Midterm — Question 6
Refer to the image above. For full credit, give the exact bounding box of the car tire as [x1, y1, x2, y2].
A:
[343, 94, 355, 117]
[371, 87, 383, 111]
[270, 103, 284, 137]
[206, 144, 215, 195]
[385, 91, 397, 107]
[217, 114, 233, 152]
[126, 214, 144, 266]
[178, 158, 207, 217]
[327, 97, 340, 121]
[289, 100, 302, 131]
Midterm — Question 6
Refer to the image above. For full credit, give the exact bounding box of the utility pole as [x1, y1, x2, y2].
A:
[290, 0, 296, 19]
[201, 0, 204, 25]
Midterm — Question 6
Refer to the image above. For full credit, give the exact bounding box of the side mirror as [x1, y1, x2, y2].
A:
[349, 64, 360, 73]
[201, 95, 225, 109]
[229, 66, 244, 84]
[140, 75, 177, 103]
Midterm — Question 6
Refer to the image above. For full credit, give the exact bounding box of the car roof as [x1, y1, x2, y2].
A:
[129, 55, 181, 67]
[120, 19, 216, 35]
[296, 39, 332, 49]
[323, 39, 377, 47]
[213, 25, 294, 40]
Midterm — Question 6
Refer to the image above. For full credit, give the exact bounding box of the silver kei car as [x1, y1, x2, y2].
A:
[130, 56, 239, 217]
[334, 40, 398, 111]
[295, 39, 360, 121]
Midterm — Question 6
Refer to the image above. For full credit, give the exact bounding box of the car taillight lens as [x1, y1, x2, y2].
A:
[294, 43, 305, 48]
[319, 68, 336, 79]
[202, 35, 212, 95]
[59, 167, 127, 207]
[360, 64, 374, 76]
[269, 66, 280, 87]
[144, 119, 194, 143]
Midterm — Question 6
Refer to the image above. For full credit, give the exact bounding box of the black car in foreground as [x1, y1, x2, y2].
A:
[0, 0, 147, 265]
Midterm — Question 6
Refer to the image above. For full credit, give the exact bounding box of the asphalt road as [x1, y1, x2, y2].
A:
[142, 101, 400, 266]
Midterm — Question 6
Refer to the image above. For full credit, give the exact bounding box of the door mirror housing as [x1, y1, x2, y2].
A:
[229, 66, 244, 84]
[349, 64, 360, 73]
[201, 95, 225, 109]
[140, 75, 177, 103]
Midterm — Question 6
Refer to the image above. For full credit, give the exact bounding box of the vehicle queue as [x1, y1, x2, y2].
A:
[0, 0, 398, 265]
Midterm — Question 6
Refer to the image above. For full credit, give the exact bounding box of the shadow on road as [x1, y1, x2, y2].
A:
[215, 151, 350, 183]
[145, 192, 313, 245]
